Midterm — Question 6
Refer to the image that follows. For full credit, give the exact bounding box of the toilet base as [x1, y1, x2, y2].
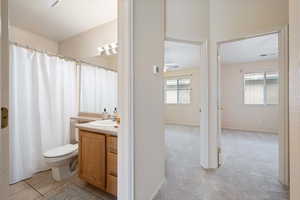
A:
[51, 166, 74, 181]
[51, 158, 78, 181]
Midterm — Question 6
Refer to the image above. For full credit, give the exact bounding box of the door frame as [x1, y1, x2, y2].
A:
[0, 0, 136, 199]
[0, 0, 10, 199]
[216, 26, 289, 186]
[118, 0, 210, 199]
[164, 37, 210, 168]
[118, 0, 135, 200]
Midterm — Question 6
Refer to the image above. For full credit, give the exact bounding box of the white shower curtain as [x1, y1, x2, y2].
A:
[80, 63, 118, 113]
[9, 45, 78, 184]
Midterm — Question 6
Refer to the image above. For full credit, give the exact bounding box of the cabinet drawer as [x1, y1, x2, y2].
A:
[107, 152, 117, 177]
[106, 175, 117, 196]
[107, 136, 117, 154]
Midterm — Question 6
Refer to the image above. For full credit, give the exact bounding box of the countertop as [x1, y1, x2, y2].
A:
[71, 116, 103, 122]
[76, 122, 118, 136]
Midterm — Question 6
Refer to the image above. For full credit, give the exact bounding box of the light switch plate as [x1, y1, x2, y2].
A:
[153, 65, 160, 74]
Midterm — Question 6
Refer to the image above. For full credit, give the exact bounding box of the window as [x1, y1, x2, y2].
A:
[244, 72, 279, 105]
[165, 77, 191, 104]
[265, 72, 279, 105]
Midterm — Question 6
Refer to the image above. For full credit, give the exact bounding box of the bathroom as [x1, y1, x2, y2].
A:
[9, 0, 119, 199]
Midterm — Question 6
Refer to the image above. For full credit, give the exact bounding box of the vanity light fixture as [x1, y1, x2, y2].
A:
[97, 47, 105, 56]
[111, 42, 118, 54]
[97, 42, 118, 56]
[111, 42, 118, 49]
[111, 48, 118, 55]
[104, 45, 111, 56]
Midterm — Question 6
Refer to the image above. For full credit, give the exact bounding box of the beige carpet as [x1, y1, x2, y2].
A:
[154, 125, 289, 200]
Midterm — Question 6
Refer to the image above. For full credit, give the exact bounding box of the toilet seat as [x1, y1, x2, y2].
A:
[44, 144, 78, 158]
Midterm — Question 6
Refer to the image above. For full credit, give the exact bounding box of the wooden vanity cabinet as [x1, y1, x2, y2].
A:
[79, 131, 118, 196]
[106, 136, 118, 196]
[79, 131, 106, 190]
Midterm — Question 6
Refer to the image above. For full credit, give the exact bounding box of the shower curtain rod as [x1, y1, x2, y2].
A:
[10, 41, 118, 72]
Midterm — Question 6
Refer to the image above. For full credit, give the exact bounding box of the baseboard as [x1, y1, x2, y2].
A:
[150, 177, 166, 200]
[165, 121, 199, 127]
[222, 127, 278, 134]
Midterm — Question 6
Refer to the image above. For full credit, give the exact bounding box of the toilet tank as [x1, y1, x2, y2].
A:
[70, 119, 79, 143]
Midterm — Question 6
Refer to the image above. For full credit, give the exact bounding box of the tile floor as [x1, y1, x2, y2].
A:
[9, 170, 116, 200]
[154, 125, 289, 200]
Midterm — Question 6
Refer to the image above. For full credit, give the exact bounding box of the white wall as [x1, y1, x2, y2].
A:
[164, 68, 200, 126]
[59, 20, 117, 60]
[133, 0, 165, 199]
[165, 0, 208, 41]
[289, 0, 300, 199]
[83, 55, 118, 71]
[166, 0, 288, 168]
[221, 60, 279, 133]
[9, 26, 58, 53]
[10, 21, 118, 70]
[208, 0, 289, 168]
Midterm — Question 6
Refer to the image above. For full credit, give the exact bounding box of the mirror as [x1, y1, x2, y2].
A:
[80, 54, 118, 114]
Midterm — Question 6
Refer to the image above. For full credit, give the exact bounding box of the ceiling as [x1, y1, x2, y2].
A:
[9, 0, 118, 41]
[164, 41, 201, 71]
[220, 33, 278, 64]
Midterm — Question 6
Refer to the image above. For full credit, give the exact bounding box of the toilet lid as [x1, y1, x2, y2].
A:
[43, 144, 78, 158]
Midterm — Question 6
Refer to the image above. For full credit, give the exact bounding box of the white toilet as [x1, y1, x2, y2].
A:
[43, 143, 78, 181]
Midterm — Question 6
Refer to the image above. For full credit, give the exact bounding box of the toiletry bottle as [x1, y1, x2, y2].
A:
[113, 107, 120, 124]
[103, 108, 109, 119]
[112, 107, 118, 121]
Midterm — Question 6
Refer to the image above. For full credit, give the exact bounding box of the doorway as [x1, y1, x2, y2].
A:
[155, 32, 289, 200]
[217, 31, 289, 198]
[4, 0, 119, 199]
[154, 38, 210, 199]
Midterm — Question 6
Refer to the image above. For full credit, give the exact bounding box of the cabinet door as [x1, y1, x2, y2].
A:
[79, 131, 106, 190]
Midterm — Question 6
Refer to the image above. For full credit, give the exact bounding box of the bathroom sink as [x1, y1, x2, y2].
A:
[88, 120, 117, 127]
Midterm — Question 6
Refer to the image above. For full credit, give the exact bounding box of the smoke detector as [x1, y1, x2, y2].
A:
[260, 54, 268, 57]
[49, 0, 61, 8]
[260, 53, 277, 57]
[164, 63, 180, 71]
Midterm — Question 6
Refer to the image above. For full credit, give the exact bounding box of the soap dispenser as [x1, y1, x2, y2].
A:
[111, 107, 117, 121]
[113, 107, 117, 114]
[102, 108, 109, 119]
[112, 107, 120, 124]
